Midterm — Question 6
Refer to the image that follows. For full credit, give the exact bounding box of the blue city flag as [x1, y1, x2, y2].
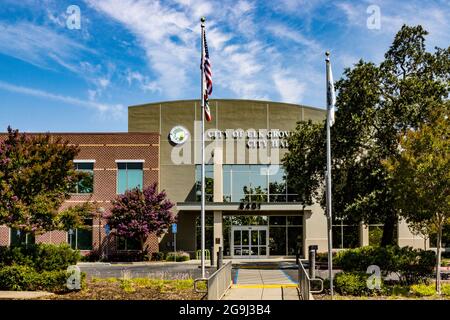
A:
[172, 223, 177, 234]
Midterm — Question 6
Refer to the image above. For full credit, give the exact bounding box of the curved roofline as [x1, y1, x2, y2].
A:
[128, 98, 325, 113]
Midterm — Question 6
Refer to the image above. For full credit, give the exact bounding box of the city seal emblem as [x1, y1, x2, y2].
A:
[169, 126, 189, 145]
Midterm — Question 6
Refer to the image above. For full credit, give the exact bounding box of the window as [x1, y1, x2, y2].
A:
[195, 215, 214, 251]
[268, 216, 303, 256]
[117, 162, 144, 194]
[68, 219, 93, 250]
[195, 165, 298, 203]
[10, 229, 35, 246]
[71, 162, 94, 194]
[117, 237, 141, 250]
[332, 217, 360, 249]
[195, 165, 214, 202]
[430, 225, 450, 248]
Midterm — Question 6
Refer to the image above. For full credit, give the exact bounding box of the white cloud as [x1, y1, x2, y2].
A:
[0, 21, 93, 71]
[266, 23, 322, 54]
[85, 0, 196, 98]
[0, 81, 124, 119]
[273, 70, 306, 104]
[125, 70, 161, 93]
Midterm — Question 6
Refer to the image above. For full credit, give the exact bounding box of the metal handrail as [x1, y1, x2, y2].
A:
[194, 261, 233, 300]
[298, 260, 323, 300]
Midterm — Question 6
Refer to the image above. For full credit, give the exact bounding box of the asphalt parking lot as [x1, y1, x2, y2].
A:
[78, 262, 217, 280]
[78, 261, 301, 282]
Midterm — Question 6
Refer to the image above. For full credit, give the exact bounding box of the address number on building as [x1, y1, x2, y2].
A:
[239, 202, 261, 210]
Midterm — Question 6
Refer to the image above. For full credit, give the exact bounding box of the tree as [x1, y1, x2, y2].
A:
[106, 183, 175, 253]
[384, 103, 449, 293]
[0, 127, 93, 234]
[283, 25, 449, 246]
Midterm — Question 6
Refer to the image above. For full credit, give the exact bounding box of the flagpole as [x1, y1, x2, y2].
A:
[200, 17, 206, 279]
[325, 51, 334, 299]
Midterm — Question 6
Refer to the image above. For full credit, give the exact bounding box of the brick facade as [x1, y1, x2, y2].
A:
[0, 132, 160, 256]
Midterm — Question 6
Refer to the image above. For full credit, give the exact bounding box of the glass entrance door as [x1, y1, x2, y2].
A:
[231, 226, 268, 258]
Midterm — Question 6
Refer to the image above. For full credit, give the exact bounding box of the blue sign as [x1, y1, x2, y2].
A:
[172, 223, 177, 234]
[104, 224, 110, 235]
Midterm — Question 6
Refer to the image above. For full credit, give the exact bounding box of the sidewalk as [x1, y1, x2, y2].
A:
[0, 291, 54, 300]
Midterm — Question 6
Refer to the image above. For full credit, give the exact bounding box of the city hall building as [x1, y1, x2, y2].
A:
[0, 99, 429, 258]
[128, 99, 427, 259]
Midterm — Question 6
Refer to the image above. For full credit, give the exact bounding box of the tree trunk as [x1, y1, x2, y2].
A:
[436, 225, 442, 294]
[381, 213, 397, 247]
[140, 237, 145, 255]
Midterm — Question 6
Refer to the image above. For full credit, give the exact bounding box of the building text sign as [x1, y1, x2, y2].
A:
[206, 129, 291, 149]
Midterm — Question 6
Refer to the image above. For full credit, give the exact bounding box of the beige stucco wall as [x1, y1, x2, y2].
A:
[398, 218, 428, 249]
[128, 99, 326, 254]
[129, 99, 325, 204]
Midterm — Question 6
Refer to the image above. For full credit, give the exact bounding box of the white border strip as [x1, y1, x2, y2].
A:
[73, 159, 96, 163]
[114, 159, 145, 163]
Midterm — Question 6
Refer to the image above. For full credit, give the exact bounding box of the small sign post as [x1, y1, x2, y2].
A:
[172, 224, 177, 262]
[104, 224, 110, 260]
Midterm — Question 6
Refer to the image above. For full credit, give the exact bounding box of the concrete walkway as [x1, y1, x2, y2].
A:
[222, 268, 299, 300]
[0, 291, 54, 300]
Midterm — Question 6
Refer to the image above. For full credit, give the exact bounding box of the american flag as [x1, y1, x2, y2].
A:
[202, 29, 212, 122]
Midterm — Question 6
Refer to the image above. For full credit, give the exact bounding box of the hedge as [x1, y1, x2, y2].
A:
[334, 272, 382, 296]
[334, 245, 435, 284]
[0, 265, 85, 292]
[166, 251, 190, 262]
[0, 244, 81, 272]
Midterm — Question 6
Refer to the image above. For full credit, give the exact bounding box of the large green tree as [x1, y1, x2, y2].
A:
[0, 127, 93, 235]
[384, 103, 449, 293]
[283, 25, 449, 246]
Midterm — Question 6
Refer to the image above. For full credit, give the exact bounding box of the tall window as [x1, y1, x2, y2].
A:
[71, 162, 94, 194]
[68, 219, 93, 250]
[195, 165, 214, 202]
[10, 228, 35, 246]
[195, 215, 214, 252]
[332, 217, 360, 249]
[194, 164, 299, 203]
[117, 162, 144, 194]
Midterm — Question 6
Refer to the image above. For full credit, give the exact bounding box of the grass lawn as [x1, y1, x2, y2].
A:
[41, 278, 206, 300]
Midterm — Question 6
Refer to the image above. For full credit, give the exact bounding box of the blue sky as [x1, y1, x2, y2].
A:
[0, 0, 449, 132]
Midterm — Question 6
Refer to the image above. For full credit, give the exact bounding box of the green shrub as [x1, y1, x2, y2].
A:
[0, 244, 81, 271]
[80, 250, 100, 262]
[34, 244, 81, 271]
[334, 272, 369, 296]
[0, 265, 85, 292]
[410, 284, 436, 297]
[334, 245, 435, 284]
[151, 252, 165, 261]
[0, 265, 36, 291]
[166, 251, 190, 262]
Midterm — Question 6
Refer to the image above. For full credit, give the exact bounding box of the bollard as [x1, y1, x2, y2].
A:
[308, 245, 318, 279]
[217, 246, 223, 269]
[210, 246, 215, 267]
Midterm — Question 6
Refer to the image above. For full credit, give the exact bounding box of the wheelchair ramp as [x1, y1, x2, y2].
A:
[222, 268, 299, 300]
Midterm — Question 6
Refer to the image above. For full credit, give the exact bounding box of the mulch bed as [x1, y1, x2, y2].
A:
[39, 280, 206, 300]
[313, 294, 450, 300]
